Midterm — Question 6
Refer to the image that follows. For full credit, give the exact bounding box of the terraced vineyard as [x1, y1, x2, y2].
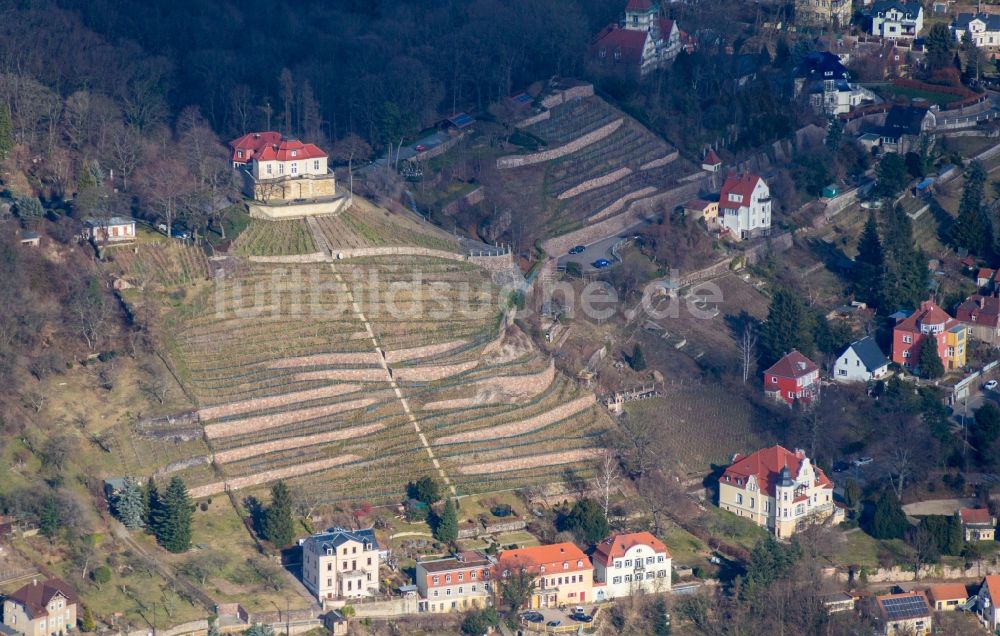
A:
[231, 218, 317, 256]
[146, 243, 612, 503]
[312, 199, 460, 252]
[523, 97, 619, 146]
[105, 239, 211, 289]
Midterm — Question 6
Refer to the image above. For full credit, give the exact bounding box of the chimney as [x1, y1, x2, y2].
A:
[32, 578, 37, 586]
[253, 133, 260, 139]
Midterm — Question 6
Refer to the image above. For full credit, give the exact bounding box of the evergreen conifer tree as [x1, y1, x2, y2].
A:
[919, 340, 945, 379]
[39, 495, 60, 540]
[758, 288, 815, 368]
[262, 481, 296, 548]
[113, 476, 145, 529]
[434, 498, 459, 544]
[144, 477, 160, 534]
[871, 491, 907, 539]
[154, 476, 192, 553]
[631, 344, 646, 371]
[854, 211, 884, 307]
[951, 160, 992, 256]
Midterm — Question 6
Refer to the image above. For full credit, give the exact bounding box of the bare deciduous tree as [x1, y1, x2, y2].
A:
[737, 323, 757, 384]
[593, 448, 621, 522]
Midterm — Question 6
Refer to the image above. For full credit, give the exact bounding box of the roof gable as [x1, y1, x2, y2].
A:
[844, 336, 889, 372]
[7, 579, 78, 619]
[500, 542, 591, 571]
[720, 172, 763, 207]
[723, 445, 832, 497]
[764, 350, 819, 379]
[592, 532, 669, 565]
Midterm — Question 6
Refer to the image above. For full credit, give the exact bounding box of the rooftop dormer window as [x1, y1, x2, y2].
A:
[291, 149, 298, 157]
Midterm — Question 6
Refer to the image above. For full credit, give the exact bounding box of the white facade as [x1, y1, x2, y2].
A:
[719, 177, 771, 240]
[593, 544, 671, 600]
[252, 155, 328, 181]
[871, 3, 924, 40]
[978, 577, 1000, 630]
[833, 343, 889, 383]
[952, 14, 1000, 47]
[302, 530, 380, 602]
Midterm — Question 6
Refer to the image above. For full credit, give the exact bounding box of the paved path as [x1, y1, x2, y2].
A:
[328, 263, 457, 496]
[556, 217, 656, 272]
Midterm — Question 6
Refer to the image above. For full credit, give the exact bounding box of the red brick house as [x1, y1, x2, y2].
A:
[763, 350, 820, 406]
[892, 299, 967, 371]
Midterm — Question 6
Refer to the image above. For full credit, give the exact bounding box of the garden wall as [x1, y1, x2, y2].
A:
[558, 167, 632, 200]
[248, 196, 351, 220]
[496, 119, 623, 169]
[540, 83, 595, 109]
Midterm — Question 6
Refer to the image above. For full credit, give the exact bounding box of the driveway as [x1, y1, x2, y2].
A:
[902, 497, 977, 516]
[368, 131, 452, 169]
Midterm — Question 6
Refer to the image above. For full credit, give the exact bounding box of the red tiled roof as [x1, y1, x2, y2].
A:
[985, 575, 1000, 604]
[960, 507, 994, 525]
[229, 132, 326, 164]
[894, 299, 959, 334]
[684, 199, 713, 210]
[720, 172, 763, 208]
[703, 149, 721, 166]
[927, 583, 968, 604]
[500, 543, 591, 572]
[764, 350, 818, 379]
[955, 294, 1000, 328]
[591, 532, 669, 566]
[658, 18, 676, 36]
[626, 0, 653, 11]
[978, 267, 995, 281]
[722, 445, 832, 498]
[590, 25, 649, 65]
[7, 579, 78, 619]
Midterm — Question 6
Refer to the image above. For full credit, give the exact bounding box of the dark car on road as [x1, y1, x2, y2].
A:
[832, 461, 850, 473]
[569, 245, 585, 254]
[593, 258, 611, 269]
[520, 612, 543, 623]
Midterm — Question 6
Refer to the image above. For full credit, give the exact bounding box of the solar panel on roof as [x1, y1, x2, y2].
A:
[881, 595, 929, 620]
[512, 93, 531, 104]
[449, 113, 474, 128]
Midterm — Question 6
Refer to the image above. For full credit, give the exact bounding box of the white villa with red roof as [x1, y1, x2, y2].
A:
[591, 532, 671, 600]
[588, 0, 689, 76]
[229, 131, 336, 204]
[718, 172, 771, 240]
[719, 445, 840, 539]
[763, 350, 820, 406]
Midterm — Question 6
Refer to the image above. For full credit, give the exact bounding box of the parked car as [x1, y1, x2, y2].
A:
[569, 245, 585, 255]
[546, 620, 562, 627]
[157, 223, 168, 233]
[572, 614, 593, 623]
[832, 461, 851, 473]
[171, 227, 191, 240]
[592, 258, 611, 269]
[572, 607, 585, 616]
[853, 457, 874, 467]
[520, 612, 543, 623]
[415, 144, 427, 152]
[985, 380, 998, 391]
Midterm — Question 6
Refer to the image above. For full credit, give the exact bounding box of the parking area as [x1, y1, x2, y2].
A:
[518, 605, 598, 632]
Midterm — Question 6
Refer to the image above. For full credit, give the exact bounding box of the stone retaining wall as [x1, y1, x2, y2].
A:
[422, 359, 555, 410]
[442, 187, 485, 215]
[248, 196, 350, 220]
[558, 167, 632, 200]
[542, 177, 706, 256]
[639, 151, 679, 170]
[540, 84, 594, 108]
[385, 339, 469, 363]
[213, 423, 385, 464]
[834, 558, 1000, 583]
[436, 394, 594, 444]
[516, 110, 550, 128]
[394, 359, 478, 381]
[456, 448, 595, 475]
[188, 454, 361, 498]
[587, 186, 659, 223]
[203, 398, 378, 439]
[408, 133, 462, 163]
[248, 252, 329, 264]
[496, 119, 622, 169]
[269, 352, 381, 368]
[197, 384, 361, 421]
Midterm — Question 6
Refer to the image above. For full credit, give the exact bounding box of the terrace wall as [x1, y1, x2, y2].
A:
[496, 119, 623, 169]
[516, 110, 550, 128]
[639, 151, 679, 170]
[248, 196, 351, 220]
[558, 167, 632, 200]
[540, 84, 595, 108]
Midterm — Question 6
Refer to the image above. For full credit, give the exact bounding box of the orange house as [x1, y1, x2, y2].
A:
[496, 543, 593, 608]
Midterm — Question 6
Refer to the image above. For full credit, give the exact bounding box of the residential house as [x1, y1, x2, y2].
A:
[718, 445, 839, 539]
[2, 578, 78, 636]
[718, 172, 771, 240]
[795, 0, 852, 27]
[977, 267, 996, 289]
[821, 592, 856, 614]
[833, 336, 890, 383]
[588, 0, 686, 77]
[701, 148, 722, 172]
[977, 575, 1000, 630]
[415, 551, 495, 613]
[960, 508, 996, 541]
[956, 293, 1000, 345]
[763, 350, 820, 406]
[927, 583, 969, 611]
[497, 543, 593, 608]
[591, 532, 671, 600]
[83, 216, 136, 243]
[794, 52, 875, 115]
[18, 231, 40, 247]
[683, 199, 718, 222]
[952, 13, 1000, 48]
[301, 528, 380, 602]
[892, 299, 967, 371]
[229, 132, 334, 202]
[879, 105, 935, 153]
[870, 1, 924, 40]
[872, 591, 932, 635]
